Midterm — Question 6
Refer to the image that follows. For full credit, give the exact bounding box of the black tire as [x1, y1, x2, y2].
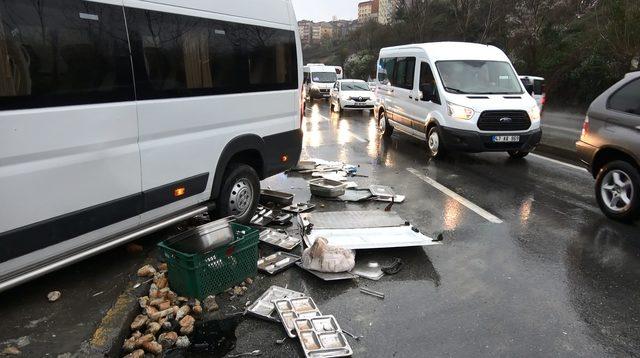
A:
[595, 160, 640, 222]
[426, 125, 446, 158]
[508, 150, 530, 159]
[213, 163, 260, 224]
[378, 111, 393, 137]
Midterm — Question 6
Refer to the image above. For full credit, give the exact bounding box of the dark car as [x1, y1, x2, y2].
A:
[576, 72, 640, 221]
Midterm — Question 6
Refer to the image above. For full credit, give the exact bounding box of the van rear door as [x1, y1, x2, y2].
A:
[0, 0, 141, 263]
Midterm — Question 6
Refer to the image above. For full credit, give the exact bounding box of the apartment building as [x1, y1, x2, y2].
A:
[358, 0, 379, 23]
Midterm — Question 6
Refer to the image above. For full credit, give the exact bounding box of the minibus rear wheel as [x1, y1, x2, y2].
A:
[214, 163, 260, 224]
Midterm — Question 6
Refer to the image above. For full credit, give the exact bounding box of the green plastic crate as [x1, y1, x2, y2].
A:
[158, 222, 259, 300]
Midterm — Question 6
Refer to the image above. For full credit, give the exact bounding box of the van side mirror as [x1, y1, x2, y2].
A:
[420, 84, 434, 102]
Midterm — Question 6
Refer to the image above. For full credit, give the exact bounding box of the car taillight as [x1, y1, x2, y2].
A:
[581, 116, 590, 137]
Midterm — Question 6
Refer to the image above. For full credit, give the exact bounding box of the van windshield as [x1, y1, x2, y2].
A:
[341, 82, 370, 91]
[312, 72, 338, 83]
[436, 61, 523, 95]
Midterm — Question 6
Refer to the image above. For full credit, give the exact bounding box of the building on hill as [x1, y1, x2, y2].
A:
[358, 0, 379, 23]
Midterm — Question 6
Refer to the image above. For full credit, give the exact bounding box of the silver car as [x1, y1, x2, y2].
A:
[577, 71, 640, 221]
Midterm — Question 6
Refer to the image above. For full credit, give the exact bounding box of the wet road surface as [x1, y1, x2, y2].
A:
[1, 101, 639, 357]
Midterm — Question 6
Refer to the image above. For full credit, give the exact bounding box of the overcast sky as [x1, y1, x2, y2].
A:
[291, 0, 361, 22]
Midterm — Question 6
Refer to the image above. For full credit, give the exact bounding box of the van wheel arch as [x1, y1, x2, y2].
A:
[211, 135, 265, 201]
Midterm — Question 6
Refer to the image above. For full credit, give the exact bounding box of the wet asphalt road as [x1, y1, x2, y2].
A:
[1, 101, 639, 357]
[230, 101, 640, 357]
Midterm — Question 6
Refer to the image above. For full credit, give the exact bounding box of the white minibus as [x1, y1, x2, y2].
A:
[303, 64, 339, 100]
[0, 0, 303, 291]
[375, 42, 541, 159]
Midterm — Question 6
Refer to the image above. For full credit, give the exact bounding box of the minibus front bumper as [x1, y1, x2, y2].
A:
[439, 127, 542, 153]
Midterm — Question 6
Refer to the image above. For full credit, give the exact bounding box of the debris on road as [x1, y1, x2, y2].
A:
[1, 346, 21, 356]
[260, 189, 294, 206]
[258, 252, 301, 275]
[302, 211, 439, 250]
[369, 185, 395, 199]
[175, 336, 191, 348]
[203, 295, 219, 312]
[281, 202, 316, 214]
[137, 265, 156, 278]
[301, 238, 355, 273]
[245, 286, 305, 321]
[293, 315, 353, 357]
[308, 178, 347, 198]
[47, 291, 61, 302]
[381, 258, 404, 275]
[360, 287, 385, 299]
[227, 349, 262, 357]
[350, 261, 384, 281]
[274, 297, 322, 338]
[295, 263, 359, 281]
[123, 349, 144, 358]
[342, 329, 363, 341]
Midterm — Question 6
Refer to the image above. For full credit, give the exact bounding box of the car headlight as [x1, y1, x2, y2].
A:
[528, 105, 541, 121]
[447, 102, 475, 120]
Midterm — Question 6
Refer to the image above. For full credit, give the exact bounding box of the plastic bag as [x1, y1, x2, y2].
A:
[301, 237, 355, 273]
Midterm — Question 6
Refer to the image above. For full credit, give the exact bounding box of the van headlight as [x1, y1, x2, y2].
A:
[447, 102, 475, 120]
[528, 105, 541, 121]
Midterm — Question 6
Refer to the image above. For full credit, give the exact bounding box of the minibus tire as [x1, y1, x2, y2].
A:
[378, 111, 393, 137]
[426, 126, 446, 158]
[214, 163, 260, 224]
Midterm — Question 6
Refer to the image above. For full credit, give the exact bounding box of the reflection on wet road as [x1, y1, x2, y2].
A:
[251, 101, 640, 357]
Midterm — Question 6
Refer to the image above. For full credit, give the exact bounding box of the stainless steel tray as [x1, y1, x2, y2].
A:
[259, 229, 301, 250]
[293, 315, 353, 358]
[258, 252, 301, 275]
[308, 178, 347, 198]
[369, 185, 395, 198]
[165, 217, 234, 254]
[282, 203, 316, 214]
[274, 297, 323, 338]
[260, 189, 295, 205]
[296, 263, 358, 281]
[245, 286, 305, 321]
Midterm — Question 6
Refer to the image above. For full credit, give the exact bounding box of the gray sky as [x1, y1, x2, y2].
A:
[291, 0, 361, 22]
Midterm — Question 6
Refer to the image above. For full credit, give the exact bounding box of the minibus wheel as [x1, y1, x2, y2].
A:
[378, 111, 393, 137]
[427, 126, 445, 158]
[214, 163, 260, 224]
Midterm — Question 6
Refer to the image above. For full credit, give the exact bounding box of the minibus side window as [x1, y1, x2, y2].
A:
[0, 0, 134, 110]
[378, 58, 395, 85]
[393, 57, 415, 90]
[419, 62, 440, 104]
[125, 8, 298, 100]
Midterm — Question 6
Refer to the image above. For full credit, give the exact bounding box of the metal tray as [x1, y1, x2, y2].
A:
[308, 178, 347, 198]
[274, 297, 323, 338]
[282, 203, 316, 214]
[296, 263, 358, 281]
[260, 189, 295, 206]
[259, 229, 301, 250]
[369, 185, 395, 198]
[293, 315, 353, 358]
[245, 286, 305, 321]
[165, 217, 234, 254]
[258, 252, 301, 275]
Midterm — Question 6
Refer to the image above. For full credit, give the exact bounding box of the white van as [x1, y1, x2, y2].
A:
[303, 64, 339, 100]
[0, 0, 302, 291]
[375, 42, 542, 159]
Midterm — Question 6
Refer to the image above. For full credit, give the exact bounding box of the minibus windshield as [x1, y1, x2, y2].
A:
[312, 72, 338, 83]
[436, 60, 523, 95]
[341, 82, 370, 91]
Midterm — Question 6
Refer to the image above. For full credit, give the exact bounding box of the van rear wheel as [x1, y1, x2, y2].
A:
[213, 163, 260, 224]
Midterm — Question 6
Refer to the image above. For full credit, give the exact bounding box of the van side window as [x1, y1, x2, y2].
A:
[419, 62, 440, 104]
[0, 0, 134, 110]
[393, 57, 415, 90]
[607, 78, 640, 115]
[378, 58, 396, 85]
[125, 8, 298, 100]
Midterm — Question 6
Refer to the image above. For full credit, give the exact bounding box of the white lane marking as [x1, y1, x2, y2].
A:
[530, 153, 587, 172]
[407, 168, 503, 224]
[541, 123, 581, 134]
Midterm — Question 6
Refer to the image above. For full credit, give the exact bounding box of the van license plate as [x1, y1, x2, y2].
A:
[492, 135, 520, 143]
